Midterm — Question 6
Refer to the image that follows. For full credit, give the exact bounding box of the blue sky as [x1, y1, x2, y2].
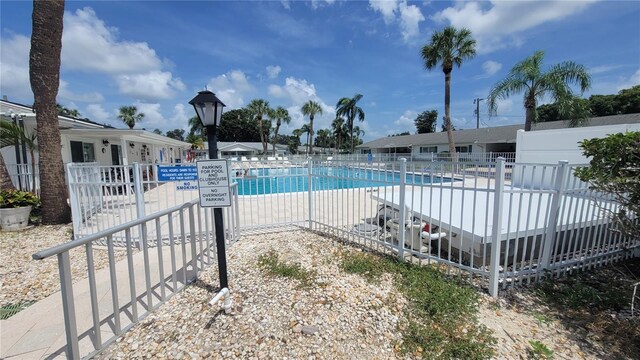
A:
[1, 1, 639, 141]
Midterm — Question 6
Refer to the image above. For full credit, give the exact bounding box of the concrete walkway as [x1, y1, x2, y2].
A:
[1, 241, 203, 359]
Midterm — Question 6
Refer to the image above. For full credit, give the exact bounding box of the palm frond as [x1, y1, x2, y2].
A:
[487, 76, 529, 116]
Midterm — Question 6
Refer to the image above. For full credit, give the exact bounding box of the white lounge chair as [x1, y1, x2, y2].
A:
[241, 156, 249, 162]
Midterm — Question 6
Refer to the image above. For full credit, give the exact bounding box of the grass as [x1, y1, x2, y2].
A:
[528, 340, 554, 359]
[257, 250, 317, 289]
[341, 251, 496, 359]
[0, 301, 34, 320]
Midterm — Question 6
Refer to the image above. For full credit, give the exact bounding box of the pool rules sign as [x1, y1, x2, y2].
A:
[196, 159, 232, 207]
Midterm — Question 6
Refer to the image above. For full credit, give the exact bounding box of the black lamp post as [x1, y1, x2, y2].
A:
[188, 90, 228, 288]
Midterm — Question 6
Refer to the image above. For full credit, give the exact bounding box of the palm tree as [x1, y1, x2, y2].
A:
[336, 94, 365, 154]
[488, 50, 591, 131]
[118, 105, 145, 129]
[188, 115, 204, 137]
[331, 116, 346, 154]
[298, 124, 312, 154]
[301, 100, 323, 155]
[30, 0, 69, 224]
[247, 99, 272, 154]
[315, 129, 331, 152]
[0, 120, 38, 193]
[271, 106, 291, 155]
[291, 128, 304, 154]
[421, 26, 476, 160]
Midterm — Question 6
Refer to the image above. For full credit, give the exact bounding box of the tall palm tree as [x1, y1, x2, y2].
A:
[0, 120, 38, 193]
[301, 100, 323, 155]
[331, 116, 346, 154]
[118, 105, 145, 129]
[336, 94, 365, 154]
[421, 26, 476, 160]
[271, 106, 291, 155]
[188, 115, 204, 137]
[247, 99, 272, 154]
[30, 0, 69, 224]
[291, 128, 304, 154]
[488, 50, 591, 131]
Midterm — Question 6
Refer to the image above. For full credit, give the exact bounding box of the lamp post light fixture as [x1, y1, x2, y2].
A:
[188, 90, 229, 291]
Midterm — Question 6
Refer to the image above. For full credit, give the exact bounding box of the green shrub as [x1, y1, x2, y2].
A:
[0, 189, 40, 209]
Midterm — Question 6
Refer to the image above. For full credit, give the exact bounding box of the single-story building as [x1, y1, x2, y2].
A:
[357, 113, 640, 158]
[1, 98, 191, 190]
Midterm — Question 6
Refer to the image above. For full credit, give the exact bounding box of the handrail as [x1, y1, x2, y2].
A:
[33, 182, 239, 260]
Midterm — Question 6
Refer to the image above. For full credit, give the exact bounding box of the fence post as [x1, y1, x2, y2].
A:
[132, 163, 146, 250]
[398, 158, 407, 261]
[58, 251, 80, 359]
[540, 161, 569, 271]
[307, 158, 313, 230]
[66, 164, 81, 240]
[488, 157, 506, 297]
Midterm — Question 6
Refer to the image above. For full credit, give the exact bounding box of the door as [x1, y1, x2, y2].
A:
[111, 144, 122, 165]
[70, 141, 84, 163]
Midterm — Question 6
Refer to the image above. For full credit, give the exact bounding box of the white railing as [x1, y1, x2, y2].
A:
[5, 163, 40, 195]
[66, 162, 240, 244]
[32, 198, 234, 359]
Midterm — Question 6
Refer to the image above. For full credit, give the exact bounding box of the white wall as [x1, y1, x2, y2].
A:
[516, 123, 640, 164]
[513, 123, 640, 188]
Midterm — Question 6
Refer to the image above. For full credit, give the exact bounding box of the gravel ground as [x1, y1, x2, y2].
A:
[0, 224, 129, 307]
[97, 231, 406, 359]
[3, 226, 635, 359]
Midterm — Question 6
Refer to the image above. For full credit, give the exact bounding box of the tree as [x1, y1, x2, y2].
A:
[488, 50, 591, 131]
[575, 131, 640, 240]
[336, 94, 365, 154]
[332, 116, 347, 154]
[615, 85, 640, 114]
[414, 110, 438, 134]
[536, 97, 591, 123]
[152, 128, 163, 135]
[441, 122, 457, 132]
[56, 103, 81, 118]
[421, 26, 476, 161]
[0, 120, 38, 193]
[301, 100, 323, 155]
[118, 105, 145, 129]
[315, 129, 331, 151]
[296, 124, 312, 153]
[270, 106, 291, 155]
[30, 0, 69, 224]
[188, 115, 205, 137]
[218, 108, 261, 142]
[291, 128, 304, 154]
[185, 132, 204, 150]
[247, 99, 272, 154]
[165, 129, 185, 141]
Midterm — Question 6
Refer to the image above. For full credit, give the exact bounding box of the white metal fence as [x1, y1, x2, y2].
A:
[32, 198, 234, 359]
[5, 163, 40, 195]
[66, 162, 241, 245]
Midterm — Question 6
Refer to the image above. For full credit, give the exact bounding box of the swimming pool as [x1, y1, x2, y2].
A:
[233, 166, 453, 195]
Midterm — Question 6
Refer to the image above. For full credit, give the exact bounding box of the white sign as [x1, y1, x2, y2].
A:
[176, 181, 198, 191]
[196, 159, 231, 207]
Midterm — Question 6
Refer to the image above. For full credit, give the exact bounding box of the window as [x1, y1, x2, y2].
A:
[455, 145, 472, 153]
[70, 141, 96, 163]
[419, 146, 438, 153]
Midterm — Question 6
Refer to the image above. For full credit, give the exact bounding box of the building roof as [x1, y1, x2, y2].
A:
[0, 99, 112, 128]
[358, 113, 640, 149]
[60, 128, 191, 147]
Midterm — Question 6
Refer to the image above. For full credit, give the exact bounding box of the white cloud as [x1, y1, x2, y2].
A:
[0, 33, 31, 100]
[268, 77, 335, 132]
[398, 2, 425, 41]
[369, 0, 399, 24]
[207, 70, 255, 109]
[617, 68, 640, 91]
[266, 65, 282, 79]
[589, 64, 622, 75]
[393, 110, 417, 132]
[116, 71, 185, 101]
[434, 1, 597, 53]
[84, 104, 111, 123]
[133, 102, 167, 129]
[280, 0, 291, 10]
[369, 1, 425, 42]
[62, 7, 162, 74]
[170, 103, 190, 131]
[59, 80, 105, 103]
[481, 60, 502, 77]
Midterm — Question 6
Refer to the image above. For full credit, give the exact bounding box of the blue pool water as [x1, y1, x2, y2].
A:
[233, 166, 452, 195]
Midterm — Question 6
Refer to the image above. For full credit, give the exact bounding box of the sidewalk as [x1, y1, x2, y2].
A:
[1, 242, 202, 359]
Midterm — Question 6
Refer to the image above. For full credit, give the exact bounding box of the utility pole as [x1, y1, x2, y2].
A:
[473, 98, 484, 129]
